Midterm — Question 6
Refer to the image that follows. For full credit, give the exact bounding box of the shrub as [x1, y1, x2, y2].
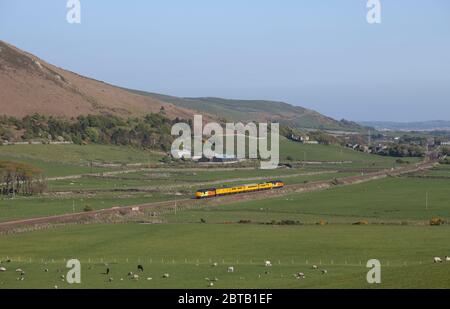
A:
[316, 220, 328, 226]
[430, 217, 445, 226]
[238, 220, 252, 224]
[352, 220, 369, 225]
[83, 205, 94, 212]
[331, 178, 341, 186]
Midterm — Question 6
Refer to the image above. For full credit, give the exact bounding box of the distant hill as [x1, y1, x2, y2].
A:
[360, 121, 450, 131]
[128, 90, 366, 132]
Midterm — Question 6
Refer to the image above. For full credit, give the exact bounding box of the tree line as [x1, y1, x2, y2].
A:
[0, 113, 192, 152]
[0, 160, 46, 196]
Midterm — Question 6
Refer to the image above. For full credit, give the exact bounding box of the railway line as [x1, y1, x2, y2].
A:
[0, 160, 438, 233]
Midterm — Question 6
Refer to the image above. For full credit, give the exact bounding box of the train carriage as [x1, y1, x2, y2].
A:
[195, 180, 284, 199]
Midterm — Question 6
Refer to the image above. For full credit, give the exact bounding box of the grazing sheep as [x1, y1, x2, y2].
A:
[15, 268, 23, 273]
[44, 269, 49, 272]
[108, 278, 114, 282]
[265, 261, 272, 267]
[322, 269, 328, 274]
[295, 272, 306, 279]
[227, 266, 234, 273]
[208, 282, 214, 287]
[212, 262, 218, 267]
[446, 256, 450, 262]
[312, 265, 318, 270]
[147, 277, 152, 281]
[132, 274, 139, 280]
[162, 273, 170, 279]
[137, 265, 144, 272]
[127, 271, 134, 276]
[54, 285, 58, 289]
[434, 257, 443, 263]
[0, 267, 6, 272]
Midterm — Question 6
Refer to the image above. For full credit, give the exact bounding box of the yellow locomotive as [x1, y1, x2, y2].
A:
[195, 180, 285, 199]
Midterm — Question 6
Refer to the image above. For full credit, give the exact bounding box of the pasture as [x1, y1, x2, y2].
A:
[0, 143, 446, 289]
[0, 224, 450, 288]
[165, 177, 450, 224]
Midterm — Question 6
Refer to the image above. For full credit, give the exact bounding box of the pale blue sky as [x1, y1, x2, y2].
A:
[0, 0, 449, 121]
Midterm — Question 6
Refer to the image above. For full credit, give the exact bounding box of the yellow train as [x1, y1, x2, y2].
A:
[195, 180, 285, 199]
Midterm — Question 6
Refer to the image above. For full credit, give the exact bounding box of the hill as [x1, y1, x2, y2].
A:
[129, 90, 366, 132]
[0, 40, 364, 132]
[360, 120, 450, 131]
[0, 41, 197, 120]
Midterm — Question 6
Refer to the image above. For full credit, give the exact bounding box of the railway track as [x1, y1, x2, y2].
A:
[0, 161, 438, 233]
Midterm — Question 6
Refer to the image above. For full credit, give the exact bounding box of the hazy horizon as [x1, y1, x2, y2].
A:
[1, 0, 449, 122]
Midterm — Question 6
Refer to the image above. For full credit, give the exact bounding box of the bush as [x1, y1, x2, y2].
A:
[238, 220, 252, 224]
[396, 159, 410, 164]
[83, 205, 94, 212]
[316, 220, 328, 226]
[331, 178, 341, 186]
[430, 217, 445, 226]
[352, 220, 369, 225]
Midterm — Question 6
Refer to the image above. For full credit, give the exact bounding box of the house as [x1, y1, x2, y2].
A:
[289, 134, 318, 144]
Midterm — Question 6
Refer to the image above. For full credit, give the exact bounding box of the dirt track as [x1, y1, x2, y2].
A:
[0, 161, 437, 233]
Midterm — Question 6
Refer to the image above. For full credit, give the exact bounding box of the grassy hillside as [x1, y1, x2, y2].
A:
[279, 138, 419, 166]
[128, 90, 365, 132]
[0, 144, 163, 176]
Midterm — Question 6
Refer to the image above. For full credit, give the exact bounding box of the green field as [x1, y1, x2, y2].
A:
[0, 144, 447, 289]
[0, 170, 353, 222]
[0, 144, 163, 177]
[279, 138, 420, 166]
[165, 177, 450, 224]
[0, 193, 181, 223]
[0, 224, 449, 288]
[0, 144, 163, 165]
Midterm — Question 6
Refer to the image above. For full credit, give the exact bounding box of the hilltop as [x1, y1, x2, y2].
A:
[129, 91, 365, 132]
